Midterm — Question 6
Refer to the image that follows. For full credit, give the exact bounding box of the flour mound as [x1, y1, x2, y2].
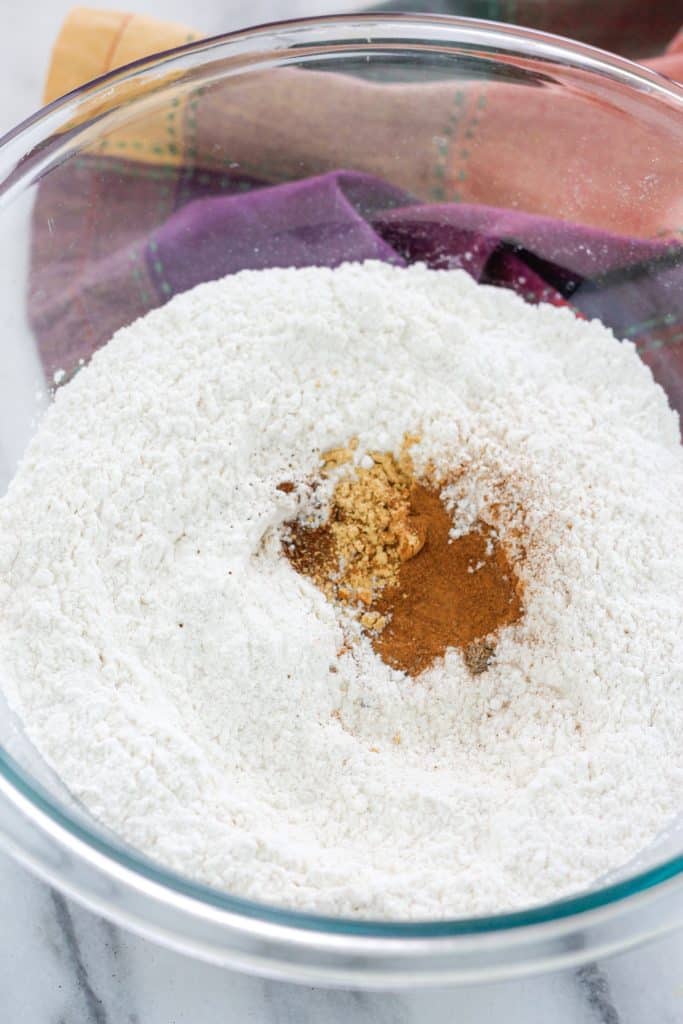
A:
[0, 261, 681, 919]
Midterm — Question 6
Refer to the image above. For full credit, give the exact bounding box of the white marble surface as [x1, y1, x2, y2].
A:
[1, 844, 683, 1024]
[0, 1, 682, 1021]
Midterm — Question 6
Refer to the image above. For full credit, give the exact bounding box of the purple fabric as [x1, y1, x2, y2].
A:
[374, 202, 669, 277]
[147, 172, 407, 297]
[29, 164, 683, 424]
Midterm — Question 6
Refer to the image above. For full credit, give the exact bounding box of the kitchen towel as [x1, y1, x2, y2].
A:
[31, 8, 683, 419]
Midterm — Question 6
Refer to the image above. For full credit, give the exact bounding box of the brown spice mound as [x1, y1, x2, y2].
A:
[373, 486, 521, 676]
[283, 441, 523, 677]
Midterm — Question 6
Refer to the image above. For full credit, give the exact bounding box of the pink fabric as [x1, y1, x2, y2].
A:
[647, 26, 683, 79]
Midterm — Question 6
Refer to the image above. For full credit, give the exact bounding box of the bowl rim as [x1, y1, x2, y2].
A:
[2, 9, 682, 156]
[0, 11, 681, 954]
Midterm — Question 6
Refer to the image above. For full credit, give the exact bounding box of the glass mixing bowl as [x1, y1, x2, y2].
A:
[0, 15, 681, 987]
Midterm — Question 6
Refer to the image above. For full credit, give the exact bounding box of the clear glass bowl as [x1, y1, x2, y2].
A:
[0, 14, 681, 987]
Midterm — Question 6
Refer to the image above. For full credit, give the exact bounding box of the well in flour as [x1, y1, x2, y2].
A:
[282, 435, 525, 677]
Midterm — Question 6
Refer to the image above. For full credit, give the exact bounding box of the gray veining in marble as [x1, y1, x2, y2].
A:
[5, 841, 680, 1024]
[577, 964, 621, 1024]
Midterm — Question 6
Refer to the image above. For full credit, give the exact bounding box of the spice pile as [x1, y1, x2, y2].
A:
[284, 437, 523, 676]
[0, 261, 681, 920]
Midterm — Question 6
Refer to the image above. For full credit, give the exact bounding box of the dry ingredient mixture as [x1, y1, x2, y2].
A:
[283, 437, 523, 677]
[0, 261, 681, 919]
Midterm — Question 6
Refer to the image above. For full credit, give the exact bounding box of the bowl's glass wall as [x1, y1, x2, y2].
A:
[5, 22, 683, 472]
[0, 17, 681, 979]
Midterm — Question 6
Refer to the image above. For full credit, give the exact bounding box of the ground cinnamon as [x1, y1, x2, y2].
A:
[282, 440, 523, 677]
[373, 483, 521, 676]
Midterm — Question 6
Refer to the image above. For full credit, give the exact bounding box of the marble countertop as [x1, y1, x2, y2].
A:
[1, 845, 682, 1024]
[1, 1, 682, 1021]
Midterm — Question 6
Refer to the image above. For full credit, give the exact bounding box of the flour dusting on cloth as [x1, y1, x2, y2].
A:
[0, 262, 681, 919]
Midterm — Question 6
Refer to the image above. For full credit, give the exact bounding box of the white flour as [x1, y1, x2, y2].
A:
[0, 261, 681, 918]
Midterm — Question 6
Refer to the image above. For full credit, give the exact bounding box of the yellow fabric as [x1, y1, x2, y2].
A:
[44, 7, 198, 167]
[44, 7, 195, 102]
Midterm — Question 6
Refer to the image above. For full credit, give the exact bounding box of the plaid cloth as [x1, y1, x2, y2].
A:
[30, 9, 683, 425]
[372, 2, 683, 59]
